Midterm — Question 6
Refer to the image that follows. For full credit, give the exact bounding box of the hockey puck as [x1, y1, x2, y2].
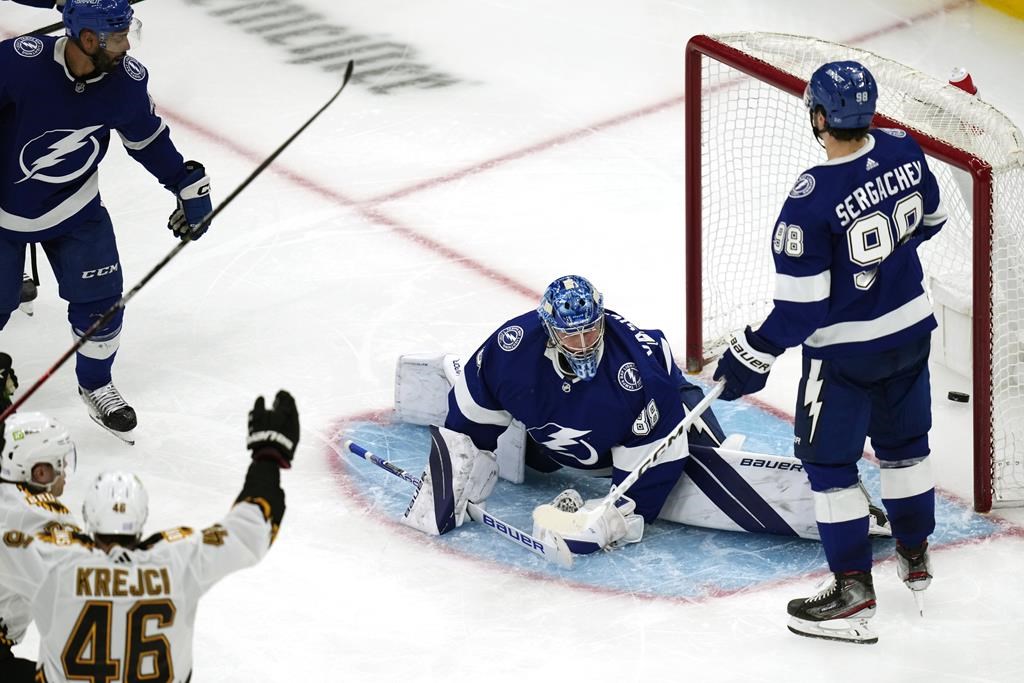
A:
[948, 391, 970, 403]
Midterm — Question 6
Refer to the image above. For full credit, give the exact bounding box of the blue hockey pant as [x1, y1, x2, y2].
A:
[795, 335, 936, 572]
[0, 207, 124, 390]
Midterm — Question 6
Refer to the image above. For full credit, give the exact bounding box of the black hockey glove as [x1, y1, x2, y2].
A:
[247, 390, 299, 469]
[167, 161, 212, 241]
[0, 352, 16, 454]
[1, 352, 16, 408]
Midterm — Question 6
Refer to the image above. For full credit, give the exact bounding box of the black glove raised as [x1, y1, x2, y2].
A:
[247, 390, 299, 468]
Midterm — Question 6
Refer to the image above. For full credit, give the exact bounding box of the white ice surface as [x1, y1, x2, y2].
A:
[2, 1, 1024, 681]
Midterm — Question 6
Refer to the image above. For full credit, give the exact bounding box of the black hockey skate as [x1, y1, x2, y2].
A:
[19, 273, 37, 317]
[787, 571, 877, 644]
[80, 382, 137, 445]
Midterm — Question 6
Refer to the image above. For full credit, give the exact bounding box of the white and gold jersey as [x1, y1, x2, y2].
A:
[0, 499, 274, 683]
[0, 482, 79, 649]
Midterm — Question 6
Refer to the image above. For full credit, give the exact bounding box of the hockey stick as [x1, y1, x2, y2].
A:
[533, 381, 724, 536]
[0, 61, 355, 423]
[343, 439, 574, 569]
[28, 0, 147, 37]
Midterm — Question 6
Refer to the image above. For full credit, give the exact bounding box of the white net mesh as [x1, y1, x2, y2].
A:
[692, 33, 1024, 508]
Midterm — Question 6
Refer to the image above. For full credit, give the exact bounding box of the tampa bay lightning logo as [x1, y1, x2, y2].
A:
[18, 126, 104, 185]
[617, 363, 643, 392]
[123, 55, 146, 81]
[527, 423, 600, 465]
[497, 325, 524, 352]
[14, 37, 44, 58]
[789, 173, 816, 199]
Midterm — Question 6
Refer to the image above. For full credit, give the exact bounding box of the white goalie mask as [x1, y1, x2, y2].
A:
[83, 471, 149, 538]
[1, 412, 77, 491]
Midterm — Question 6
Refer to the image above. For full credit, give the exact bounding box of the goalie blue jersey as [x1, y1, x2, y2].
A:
[445, 310, 723, 521]
[757, 129, 947, 358]
[0, 35, 187, 242]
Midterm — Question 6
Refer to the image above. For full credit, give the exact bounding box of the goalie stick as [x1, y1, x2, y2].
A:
[343, 439, 574, 569]
[533, 381, 724, 536]
[0, 61, 355, 423]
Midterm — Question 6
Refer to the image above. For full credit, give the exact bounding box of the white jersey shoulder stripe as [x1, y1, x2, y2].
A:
[774, 271, 831, 303]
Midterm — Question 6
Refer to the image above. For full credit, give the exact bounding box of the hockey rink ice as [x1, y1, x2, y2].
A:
[3, 0, 1024, 680]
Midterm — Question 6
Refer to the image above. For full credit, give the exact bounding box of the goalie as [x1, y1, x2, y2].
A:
[395, 275, 887, 555]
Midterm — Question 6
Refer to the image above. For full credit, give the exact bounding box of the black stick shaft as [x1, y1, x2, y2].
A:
[0, 61, 355, 422]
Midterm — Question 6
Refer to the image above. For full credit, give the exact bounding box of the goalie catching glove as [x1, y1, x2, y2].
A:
[532, 489, 644, 555]
[402, 425, 498, 536]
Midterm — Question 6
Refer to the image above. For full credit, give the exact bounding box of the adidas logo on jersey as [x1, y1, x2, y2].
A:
[866, 157, 879, 171]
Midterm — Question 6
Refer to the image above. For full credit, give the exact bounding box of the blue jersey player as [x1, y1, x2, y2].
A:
[714, 62, 943, 643]
[444, 275, 726, 554]
[0, 0, 214, 444]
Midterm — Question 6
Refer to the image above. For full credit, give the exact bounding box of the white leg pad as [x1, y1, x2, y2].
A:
[394, 353, 463, 425]
[494, 419, 526, 484]
[401, 426, 498, 536]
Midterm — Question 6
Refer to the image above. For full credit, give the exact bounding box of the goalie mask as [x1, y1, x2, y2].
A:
[804, 61, 877, 137]
[1, 412, 77, 493]
[537, 275, 605, 381]
[83, 471, 149, 538]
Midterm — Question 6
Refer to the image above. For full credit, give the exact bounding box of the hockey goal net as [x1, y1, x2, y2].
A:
[684, 33, 1024, 512]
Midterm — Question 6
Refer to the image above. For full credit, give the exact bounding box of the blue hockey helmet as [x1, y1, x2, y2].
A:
[63, 0, 139, 48]
[803, 61, 878, 129]
[537, 275, 605, 381]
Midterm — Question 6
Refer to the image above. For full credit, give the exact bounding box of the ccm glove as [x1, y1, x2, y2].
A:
[247, 390, 299, 469]
[167, 160, 212, 241]
[712, 326, 784, 401]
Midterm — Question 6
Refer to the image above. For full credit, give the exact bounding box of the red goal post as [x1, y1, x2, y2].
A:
[684, 33, 1024, 513]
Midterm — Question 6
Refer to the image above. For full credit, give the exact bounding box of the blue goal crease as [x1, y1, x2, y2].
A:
[336, 397, 1003, 600]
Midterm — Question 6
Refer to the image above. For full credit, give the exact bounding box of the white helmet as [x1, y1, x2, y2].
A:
[2, 412, 77, 490]
[82, 471, 149, 537]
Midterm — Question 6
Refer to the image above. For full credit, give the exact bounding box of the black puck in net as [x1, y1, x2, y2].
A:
[947, 391, 970, 403]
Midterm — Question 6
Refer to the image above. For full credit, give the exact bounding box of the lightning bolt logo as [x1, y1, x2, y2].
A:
[18, 126, 104, 185]
[683, 403, 721, 446]
[531, 424, 600, 465]
[803, 359, 825, 444]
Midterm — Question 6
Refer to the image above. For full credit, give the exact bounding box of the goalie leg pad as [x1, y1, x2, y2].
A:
[394, 353, 462, 425]
[494, 419, 526, 484]
[401, 426, 498, 536]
